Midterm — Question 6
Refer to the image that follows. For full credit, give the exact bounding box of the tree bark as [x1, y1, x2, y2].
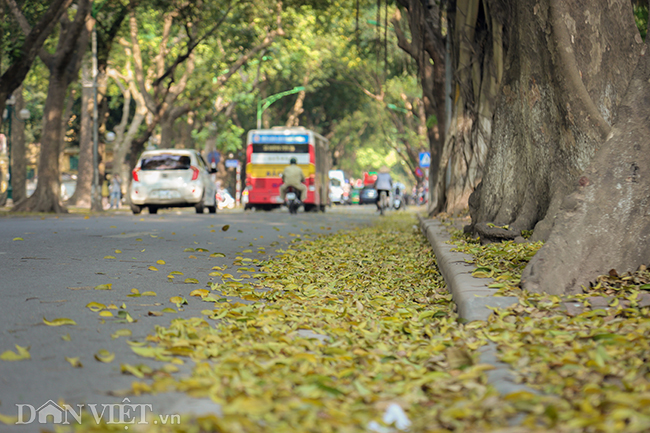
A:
[392, 2, 446, 214]
[11, 87, 27, 204]
[439, 0, 503, 214]
[66, 61, 93, 207]
[465, 0, 641, 243]
[523, 38, 650, 295]
[12, 0, 91, 213]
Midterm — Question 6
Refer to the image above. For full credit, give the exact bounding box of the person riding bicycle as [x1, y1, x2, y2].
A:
[280, 158, 307, 202]
[373, 166, 393, 212]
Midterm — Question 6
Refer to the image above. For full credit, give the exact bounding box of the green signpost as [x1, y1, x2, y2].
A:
[256, 87, 305, 129]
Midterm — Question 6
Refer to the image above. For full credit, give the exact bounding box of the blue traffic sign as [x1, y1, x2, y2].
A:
[419, 152, 431, 168]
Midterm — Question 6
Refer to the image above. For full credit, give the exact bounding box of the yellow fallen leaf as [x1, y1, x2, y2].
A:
[65, 357, 82, 367]
[184, 278, 199, 284]
[94, 283, 112, 290]
[115, 249, 122, 254]
[94, 349, 115, 363]
[107, 304, 118, 310]
[0, 345, 30, 361]
[112, 329, 132, 339]
[222, 225, 230, 231]
[187, 255, 198, 259]
[161, 308, 177, 313]
[148, 311, 163, 317]
[61, 334, 71, 341]
[210, 253, 226, 258]
[13, 237, 24, 241]
[0, 413, 17, 424]
[104, 256, 116, 259]
[170, 271, 184, 275]
[156, 260, 165, 265]
[190, 289, 210, 297]
[148, 266, 159, 271]
[183, 248, 195, 252]
[86, 302, 106, 312]
[43, 317, 77, 326]
[141, 291, 157, 296]
[99, 311, 114, 317]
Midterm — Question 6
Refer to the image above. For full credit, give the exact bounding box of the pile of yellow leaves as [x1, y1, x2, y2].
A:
[66, 214, 650, 433]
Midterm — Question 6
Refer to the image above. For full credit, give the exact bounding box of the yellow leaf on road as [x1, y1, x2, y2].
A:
[0, 345, 30, 361]
[61, 334, 71, 341]
[0, 413, 17, 424]
[104, 256, 116, 259]
[112, 329, 132, 339]
[141, 291, 157, 296]
[99, 311, 114, 317]
[13, 237, 23, 241]
[170, 296, 188, 307]
[65, 357, 82, 367]
[148, 266, 159, 271]
[94, 283, 112, 290]
[94, 349, 115, 363]
[156, 260, 166, 265]
[43, 317, 77, 326]
[222, 225, 230, 231]
[184, 278, 199, 284]
[190, 289, 210, 297]
[86, 302, 106, 312]
[210, 253, 226, 258]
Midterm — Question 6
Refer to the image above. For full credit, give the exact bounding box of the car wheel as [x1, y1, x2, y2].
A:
[131, 204, 142, 214]
[149, 206, 158, 214]
[195, 202, 205, 214]
[207, 205, 217, 214]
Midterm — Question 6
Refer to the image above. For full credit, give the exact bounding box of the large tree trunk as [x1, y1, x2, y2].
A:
[66, 61, 93, 207]
[16, 77, 69, 213]
[393, 1, 446, 214]
[439, 0, 504, 214]
[465, 0, 641, 243]
[12, 0, 91, 213]
[11, 87, 27, 204]
[523, 35, 650, 295]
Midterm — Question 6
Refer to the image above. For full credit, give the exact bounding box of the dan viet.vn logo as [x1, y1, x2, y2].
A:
[15, 398, 180, 427]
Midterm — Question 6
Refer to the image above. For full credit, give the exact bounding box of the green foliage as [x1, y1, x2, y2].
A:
[214, 121, 245, 153]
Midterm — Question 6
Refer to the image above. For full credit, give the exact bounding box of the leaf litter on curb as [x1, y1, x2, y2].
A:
[443, 216, 650, 433]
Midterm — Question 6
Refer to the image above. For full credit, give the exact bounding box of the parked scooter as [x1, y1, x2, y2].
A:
[393, 185, 405, 210]
[216, 188, 235, 210]
[285, 186, 301, 214]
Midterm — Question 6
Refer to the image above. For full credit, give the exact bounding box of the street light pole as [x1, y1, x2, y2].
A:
[256, 86, 305, 129]
[5, 99, 14, 201]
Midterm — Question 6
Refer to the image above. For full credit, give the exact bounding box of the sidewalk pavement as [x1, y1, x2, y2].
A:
[417, 215, 539, 398]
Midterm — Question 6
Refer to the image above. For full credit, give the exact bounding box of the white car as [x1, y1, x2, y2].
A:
[328, 178, 344, 204]
[129, 149, 218, 214]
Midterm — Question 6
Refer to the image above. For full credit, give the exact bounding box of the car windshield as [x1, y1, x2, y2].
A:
[141, 154, 191, 170]
[330, 179, 341, 187]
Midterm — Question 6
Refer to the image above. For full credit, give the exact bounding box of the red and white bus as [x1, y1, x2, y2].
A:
[243, 127, 330, 211]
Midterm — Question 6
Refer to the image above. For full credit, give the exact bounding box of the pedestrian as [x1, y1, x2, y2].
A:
[109, 173, 122, 209]
[101, 175, 110, 209]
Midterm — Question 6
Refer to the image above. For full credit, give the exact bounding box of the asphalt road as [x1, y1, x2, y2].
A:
[0, 205, 381, 431]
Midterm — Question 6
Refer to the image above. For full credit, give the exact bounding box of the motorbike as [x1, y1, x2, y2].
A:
[216, 188, 235, 210]
[285, 185, 301, 214]
[393, 187, 405, 210]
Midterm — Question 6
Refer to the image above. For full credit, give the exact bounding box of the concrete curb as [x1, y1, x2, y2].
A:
[418, 216, 518, 321]
[417, 215, 539, 397]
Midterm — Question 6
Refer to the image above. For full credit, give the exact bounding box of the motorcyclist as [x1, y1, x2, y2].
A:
[280, 157, 307, 202]
[373, 166, 393, 212]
